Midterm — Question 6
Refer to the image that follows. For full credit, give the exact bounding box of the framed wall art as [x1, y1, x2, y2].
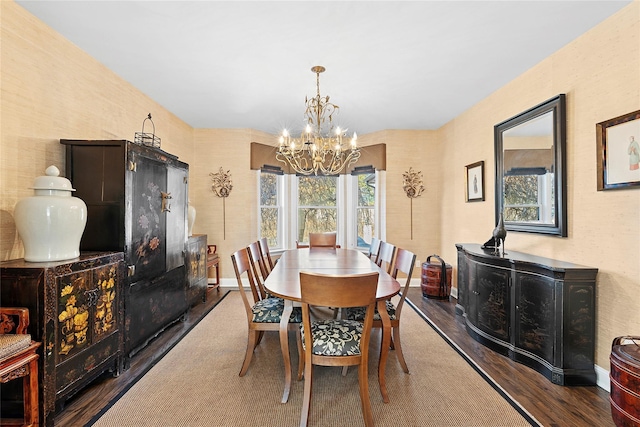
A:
[597, 109, 640, 190]
[465, 161, 485, 202]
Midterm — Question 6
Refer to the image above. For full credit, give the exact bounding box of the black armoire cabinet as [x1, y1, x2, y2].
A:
[455, 243, 598, 386]
[61, 139, 190, 359]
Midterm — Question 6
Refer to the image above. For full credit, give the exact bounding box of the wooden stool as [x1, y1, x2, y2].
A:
[0, 308, 41, 427]
[207, 245, 220, 292]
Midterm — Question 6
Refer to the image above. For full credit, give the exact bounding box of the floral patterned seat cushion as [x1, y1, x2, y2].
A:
[346, 300, 396, 322]
[301, 319, 364, 356]
[251, 297, 302, 323]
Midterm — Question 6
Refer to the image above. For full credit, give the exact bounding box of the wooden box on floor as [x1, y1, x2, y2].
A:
[610, 336, 640, 426]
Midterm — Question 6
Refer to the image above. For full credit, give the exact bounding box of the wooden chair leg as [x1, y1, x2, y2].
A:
[296, 329, 304, 381]
[393, 325, 409, 374]
[300, 361, 313, 427]
[358, 361, 374, 427]
[239, 329, 260, 376]
[24, 357, 39, 427]
[256, 330, 265, 346]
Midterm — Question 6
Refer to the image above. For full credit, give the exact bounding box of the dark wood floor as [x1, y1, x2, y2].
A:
[405, 287, 613, 427]
[54, 287, 612, 427]
[54, 288, 228, 427]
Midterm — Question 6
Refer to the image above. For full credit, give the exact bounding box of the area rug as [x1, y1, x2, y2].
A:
[91, 291, 539, 426]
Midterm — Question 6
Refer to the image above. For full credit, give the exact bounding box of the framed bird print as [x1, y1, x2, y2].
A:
[465, 161, 485, 202]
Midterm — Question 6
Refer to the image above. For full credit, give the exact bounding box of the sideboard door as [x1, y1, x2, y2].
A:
[513, 272, 555, 365]
[475, 264, 510, 342]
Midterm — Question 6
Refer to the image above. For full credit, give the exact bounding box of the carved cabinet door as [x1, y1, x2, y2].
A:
[128, 150, 167, 282]
[513, 272, 555, 365]
[475, 264, 510, 342]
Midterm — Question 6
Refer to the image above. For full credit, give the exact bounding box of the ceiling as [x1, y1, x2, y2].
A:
[16, 1, 632, 135]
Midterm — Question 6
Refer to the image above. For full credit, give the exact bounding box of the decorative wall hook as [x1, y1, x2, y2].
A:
[210, 167, 233, 239]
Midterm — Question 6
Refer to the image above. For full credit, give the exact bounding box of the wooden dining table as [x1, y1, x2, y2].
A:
[264, 247, 401, 404]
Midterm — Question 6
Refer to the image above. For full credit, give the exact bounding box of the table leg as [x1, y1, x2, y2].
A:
[377, 299, 391, 403]
[279, 300, 293, 403]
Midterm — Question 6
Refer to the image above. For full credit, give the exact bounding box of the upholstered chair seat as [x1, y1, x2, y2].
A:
[252, 297, 302, 323]
[0, 333, 32, 360]
[301, 319, 364, 356]
[346, 300, 397, 322]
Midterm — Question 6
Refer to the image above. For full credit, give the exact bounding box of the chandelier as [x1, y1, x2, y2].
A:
[276, 66, 360, 175]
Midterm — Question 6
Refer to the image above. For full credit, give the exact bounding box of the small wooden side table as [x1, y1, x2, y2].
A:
[207, 245, 220, 292]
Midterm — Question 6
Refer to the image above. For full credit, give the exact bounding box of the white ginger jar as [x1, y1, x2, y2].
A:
[15, 165, 87, 262]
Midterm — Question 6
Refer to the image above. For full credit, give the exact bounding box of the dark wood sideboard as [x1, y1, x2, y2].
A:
[455, 243, 598, 386]
[0, 252, 125, 427]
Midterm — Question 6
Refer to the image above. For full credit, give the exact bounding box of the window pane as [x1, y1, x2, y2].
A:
[260, 207, 278, 247]
[356, 173, 375, 248]
[297, 208, 337, 242]
[504, 175, 540, 221]
[297, 176, 338, 243]
[298, 176, 337, 206]
[357, 207, 375, 247]
[358, 174, 375, 207]
[259, 172, 281, 248]
[260, 173, 278, 206]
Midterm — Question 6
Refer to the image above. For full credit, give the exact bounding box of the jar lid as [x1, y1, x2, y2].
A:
[32, 165, 76, 191]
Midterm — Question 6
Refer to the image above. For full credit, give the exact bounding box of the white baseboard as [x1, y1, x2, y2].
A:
[596, 364, 610, 392]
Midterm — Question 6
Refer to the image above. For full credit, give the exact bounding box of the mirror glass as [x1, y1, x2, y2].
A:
[495, 94, 567, 236]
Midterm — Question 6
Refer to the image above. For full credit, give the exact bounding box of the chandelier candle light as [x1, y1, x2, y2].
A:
[277, 66, 360, 175]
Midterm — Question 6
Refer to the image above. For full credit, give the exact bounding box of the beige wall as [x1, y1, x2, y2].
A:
[358, 130, 442, 264]
[1, 0, 194, 260]
[2, 0, 639, 374]
[190, 128, 274, 278]
[437, 2, 640, 370]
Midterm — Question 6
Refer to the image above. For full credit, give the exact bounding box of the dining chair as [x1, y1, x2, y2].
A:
[347, 247, 416, 374]
[376, 241, 396, 274]
[247, 241, 270, 297]
[231, 248, 302, 377]
[367, 237, 381, 261]
[259, 237, 275, 272]
[298, 271, 379, 427]
[0, 307, 41, 427]
[308, 232, 337, 248]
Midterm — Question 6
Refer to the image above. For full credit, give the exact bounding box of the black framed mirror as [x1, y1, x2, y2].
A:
[494, 94, 567, 236]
